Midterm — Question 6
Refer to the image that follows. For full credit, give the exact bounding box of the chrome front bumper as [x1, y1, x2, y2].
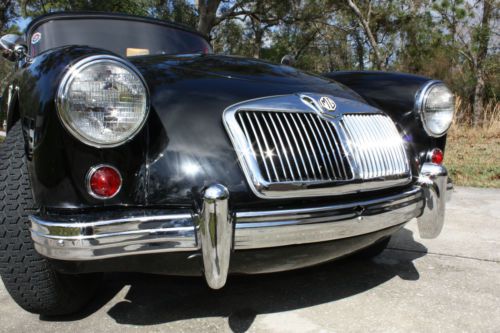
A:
[31, 163, 449, 289]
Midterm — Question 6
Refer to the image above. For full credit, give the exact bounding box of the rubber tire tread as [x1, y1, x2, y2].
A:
[0, 122, 100, 316]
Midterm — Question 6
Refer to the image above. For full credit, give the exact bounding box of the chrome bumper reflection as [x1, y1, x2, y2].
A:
[31, 183, 440, 289]
[416, 163, 449, 239]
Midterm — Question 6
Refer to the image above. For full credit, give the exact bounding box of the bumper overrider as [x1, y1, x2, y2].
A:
[30, 163, 450, 289]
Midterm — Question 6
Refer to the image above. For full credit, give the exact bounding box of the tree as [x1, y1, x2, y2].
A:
[196, 0, 222, 36]
[0, 0, 497, 128]
[346, 0, 384, 69]
[472, 0, 494, 126]
[0, 1, 18, 32]
[150, 0, 197, 28]
[21, 0, 152, 17]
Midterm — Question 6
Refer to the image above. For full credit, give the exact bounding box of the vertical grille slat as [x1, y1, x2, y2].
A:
[371, 115, 394, 173]
[282, 113, 309, 179]
[276, 113, 303, 181]
[261, 113, 288, 180]
[342, 118, 370, 178]
[308, 114, 335, 180]
[234, 111, 408, 187]
[325, 121, 349, 179]
[244, 113, 272, 181]
[268, 113, 295, 181]
[341, 114, 409, 179]
[362, 116, 384, 177]
[289, 113, 318, 179]
[297, 113, 324, 179]
[237, 113, 258, 161]
[253, 113, 280, 182]
[379, 115, 403, 173]
[351, 117, 375, 178]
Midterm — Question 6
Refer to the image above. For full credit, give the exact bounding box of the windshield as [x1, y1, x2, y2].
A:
[29, 17, 211, 58]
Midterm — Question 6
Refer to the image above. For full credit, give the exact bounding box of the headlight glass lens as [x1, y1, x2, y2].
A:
[58, 57, 148, 147]
[421, 83, 454, 137]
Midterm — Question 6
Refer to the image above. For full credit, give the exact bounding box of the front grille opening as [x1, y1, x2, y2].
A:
[236, 110, 353, 183]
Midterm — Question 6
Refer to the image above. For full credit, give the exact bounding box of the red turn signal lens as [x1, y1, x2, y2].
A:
[87, 165, 122, 199]
[429, 148, 444, 165]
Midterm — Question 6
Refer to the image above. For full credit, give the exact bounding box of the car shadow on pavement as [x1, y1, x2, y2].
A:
[42, 228, 427, 332]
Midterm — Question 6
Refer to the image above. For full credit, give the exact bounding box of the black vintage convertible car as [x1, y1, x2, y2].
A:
[0, 12, 453, 315]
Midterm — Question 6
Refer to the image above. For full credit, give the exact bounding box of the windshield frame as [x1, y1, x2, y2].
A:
[26, 12, 211, 57]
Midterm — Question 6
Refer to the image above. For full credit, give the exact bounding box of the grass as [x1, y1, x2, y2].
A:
[445, 121, 500, 188]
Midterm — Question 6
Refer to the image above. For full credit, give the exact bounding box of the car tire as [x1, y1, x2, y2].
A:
[353, 237, 391, 259]
[0, 122, 101, 316]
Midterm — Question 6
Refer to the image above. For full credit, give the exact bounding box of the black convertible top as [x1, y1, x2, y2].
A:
[25, 11, 208, 41]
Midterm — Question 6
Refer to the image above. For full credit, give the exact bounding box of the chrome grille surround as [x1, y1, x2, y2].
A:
[223, 93, 411, 199]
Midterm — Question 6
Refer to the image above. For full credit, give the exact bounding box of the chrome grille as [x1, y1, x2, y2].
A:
[340, 114, 410, 179]
[236, 111, 353, 182]
[223, 93, 412, 199]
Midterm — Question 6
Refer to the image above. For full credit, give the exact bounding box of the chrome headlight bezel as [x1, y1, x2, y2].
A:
[415, 80, 455, 138]
[56, 54, 150, 148]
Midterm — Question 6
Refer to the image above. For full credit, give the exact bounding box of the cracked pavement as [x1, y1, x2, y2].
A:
[0, 186, 499, 332]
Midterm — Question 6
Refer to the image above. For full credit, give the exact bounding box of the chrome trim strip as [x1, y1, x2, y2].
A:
[30, 186, 424, 261]
[235, 197, 421, 249]
[235, 186, 421, 221]
[30, 212, 197, 260]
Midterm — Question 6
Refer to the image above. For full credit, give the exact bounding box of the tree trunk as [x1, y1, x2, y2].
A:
[196, 0, 221, 37]
[253, 28, 263, 59]
[346, 0, 384, 70]
[473, 68, 486, 126]
[472, 0, 493, 127]
[353, 28, 365, 70]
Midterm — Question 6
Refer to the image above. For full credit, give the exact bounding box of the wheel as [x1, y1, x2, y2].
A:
[0, 122, 101, 316]
[352, 237, 391, 259]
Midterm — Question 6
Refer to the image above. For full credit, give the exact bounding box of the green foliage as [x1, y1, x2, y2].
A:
[0, 0, 497, 126]
[21, 0, 152, 17]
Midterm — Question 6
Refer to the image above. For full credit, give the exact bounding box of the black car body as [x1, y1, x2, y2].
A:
[0, 12, 453, 315]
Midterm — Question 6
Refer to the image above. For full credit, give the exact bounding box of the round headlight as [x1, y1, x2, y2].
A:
[57, 55, 149, 147]
[416, 81, 454, 137]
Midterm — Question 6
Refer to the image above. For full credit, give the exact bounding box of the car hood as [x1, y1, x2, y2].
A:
[131, 54, 340, 87]
[125, 54, 377, 208]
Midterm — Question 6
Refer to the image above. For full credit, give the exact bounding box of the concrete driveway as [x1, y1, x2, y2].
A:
[1, 187, 499, 332]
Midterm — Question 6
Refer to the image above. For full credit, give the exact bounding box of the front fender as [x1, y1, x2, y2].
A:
[325, 71, 448, 159]
[16, 46, 149, 209]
